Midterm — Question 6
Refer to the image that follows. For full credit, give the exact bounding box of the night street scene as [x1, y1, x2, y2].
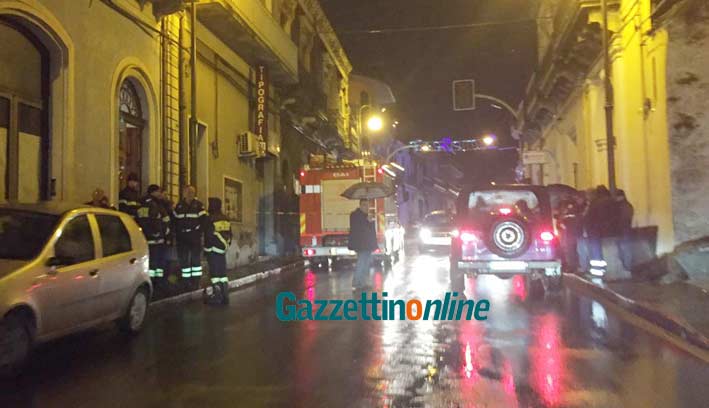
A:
[1, 1, 709, 407]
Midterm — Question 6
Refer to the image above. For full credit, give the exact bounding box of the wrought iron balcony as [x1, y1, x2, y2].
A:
[521, 0, 619, 136]
[197, 0, 298, 84]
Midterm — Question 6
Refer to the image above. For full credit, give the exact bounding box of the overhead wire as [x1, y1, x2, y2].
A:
[337, 18, 541, 35]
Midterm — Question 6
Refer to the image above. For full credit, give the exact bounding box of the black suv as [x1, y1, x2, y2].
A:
[449, 185, 562, 295]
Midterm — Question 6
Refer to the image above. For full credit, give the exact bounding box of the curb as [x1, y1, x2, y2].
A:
[150, 259, 309, 308]
[565, 274, 709, 356]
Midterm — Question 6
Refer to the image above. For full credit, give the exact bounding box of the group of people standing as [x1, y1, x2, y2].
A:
[87, 173, 233, 303]
[557, 185, 634, 275]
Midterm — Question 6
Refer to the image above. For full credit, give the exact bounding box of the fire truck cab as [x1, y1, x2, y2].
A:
[299, 159, 405, 268]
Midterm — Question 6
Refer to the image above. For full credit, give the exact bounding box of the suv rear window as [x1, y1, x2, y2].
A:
[468, 190, 541, 213]
[423, 213, 452, 226]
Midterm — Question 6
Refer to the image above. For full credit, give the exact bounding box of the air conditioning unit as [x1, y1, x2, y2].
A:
[238, 131, 265, 158]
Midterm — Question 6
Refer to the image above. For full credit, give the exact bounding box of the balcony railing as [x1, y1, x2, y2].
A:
[198, 0, 298, 84]
[521, 0, 619, 133]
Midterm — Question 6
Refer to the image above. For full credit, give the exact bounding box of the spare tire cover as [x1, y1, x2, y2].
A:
[489, 219, 530, 258]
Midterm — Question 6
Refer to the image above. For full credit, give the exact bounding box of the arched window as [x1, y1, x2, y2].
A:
[119, 80, 143, 125]
[0, 18, 50, 202]
[118, 79, 147, 189]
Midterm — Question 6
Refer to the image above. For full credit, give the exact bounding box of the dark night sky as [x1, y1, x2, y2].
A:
[321, 0, 539, 182]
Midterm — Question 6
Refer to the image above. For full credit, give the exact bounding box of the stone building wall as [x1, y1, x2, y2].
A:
[666, 0, 709, 243]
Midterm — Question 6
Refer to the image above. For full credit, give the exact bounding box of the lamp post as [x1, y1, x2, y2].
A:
[358, 104, 385, 157]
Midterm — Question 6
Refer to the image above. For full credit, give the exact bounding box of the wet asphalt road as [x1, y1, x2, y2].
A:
[2, 250, 708, 408]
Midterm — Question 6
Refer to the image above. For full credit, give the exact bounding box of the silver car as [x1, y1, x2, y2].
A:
[0, 203, 152, 376]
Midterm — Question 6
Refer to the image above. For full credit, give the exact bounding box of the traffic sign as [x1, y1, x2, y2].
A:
[452, 79, 475, 111]
[522, 151, 547, 165]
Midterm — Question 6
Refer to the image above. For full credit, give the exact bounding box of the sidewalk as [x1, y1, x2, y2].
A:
[565, 274, 709, 356]
[151, 255, 307, 304]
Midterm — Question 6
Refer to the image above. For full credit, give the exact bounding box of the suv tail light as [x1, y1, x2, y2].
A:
[498, 207, 512, 216]
[460, 231, 478, 244]
[303, 249, 316, 256]
[540, 231, 555, 243]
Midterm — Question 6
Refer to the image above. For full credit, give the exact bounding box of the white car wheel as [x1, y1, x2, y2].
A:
[119, 288, 149, 334]
[0, 314, 32, 377]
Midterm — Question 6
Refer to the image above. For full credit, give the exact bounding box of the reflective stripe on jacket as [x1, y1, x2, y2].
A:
[174, 199, 207, 242]
[204, 214, 232, 254]
[136, 196, 170, 244]
[118, 187, 141, 217]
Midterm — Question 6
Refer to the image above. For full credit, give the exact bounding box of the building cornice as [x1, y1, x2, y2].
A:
[298, 0, 353, 78]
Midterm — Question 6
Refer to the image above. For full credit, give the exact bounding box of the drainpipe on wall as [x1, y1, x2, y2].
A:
[179, 13, 187, 192]
[189, 1, 198, 187]
[601, 0, 617, 193]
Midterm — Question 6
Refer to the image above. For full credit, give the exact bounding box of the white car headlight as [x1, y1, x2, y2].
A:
[419, 227, 432, 241]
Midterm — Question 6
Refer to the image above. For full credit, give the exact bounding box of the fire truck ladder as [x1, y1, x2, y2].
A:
[361, 163, 380, 233]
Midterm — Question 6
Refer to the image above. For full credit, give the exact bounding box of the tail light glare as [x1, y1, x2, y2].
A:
[460, 231, 478, 244]
[374, 248, 382, 254]
[540, 231, 555, 243]
[303, 248, 316, 256]
[499, 207, 512, 216]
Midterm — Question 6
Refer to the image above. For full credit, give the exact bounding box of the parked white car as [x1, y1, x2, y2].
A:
[0, 203, 152, 376]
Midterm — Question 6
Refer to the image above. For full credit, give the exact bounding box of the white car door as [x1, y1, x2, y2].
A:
[93, 213, 142, 319]
[33, 213, 102, 336]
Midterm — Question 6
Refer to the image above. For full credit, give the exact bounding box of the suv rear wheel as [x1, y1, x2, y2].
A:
[525, 274, 545, 299]
[544, 274, 563, 293]
[449, 260, 465, 291]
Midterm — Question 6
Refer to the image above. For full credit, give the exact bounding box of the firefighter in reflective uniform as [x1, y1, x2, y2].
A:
[136, 185, 170, 285]
[204, 197, 232, 305]
[173, 185, 207, 289]
[118, 172, 141, 217]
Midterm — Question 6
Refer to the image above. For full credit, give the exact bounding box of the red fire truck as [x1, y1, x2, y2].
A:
[299, 159, 405, 268]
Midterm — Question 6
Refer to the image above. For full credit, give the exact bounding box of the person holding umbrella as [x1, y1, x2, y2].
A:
[348, 199, 378, 290]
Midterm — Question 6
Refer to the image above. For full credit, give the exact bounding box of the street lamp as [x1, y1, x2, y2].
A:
[482, 135, 496, 147]
[367, 115, 384, 132]
[358, 104, 387, 158]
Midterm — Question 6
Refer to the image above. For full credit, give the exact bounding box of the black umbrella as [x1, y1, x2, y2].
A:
[341, 182, 395, 200]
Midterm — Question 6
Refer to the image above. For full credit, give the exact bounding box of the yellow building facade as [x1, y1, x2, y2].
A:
[523, 0, 700, 253]
[0, 0, 353, 263]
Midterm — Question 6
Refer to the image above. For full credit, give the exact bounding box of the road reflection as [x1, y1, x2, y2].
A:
[3, 252, 708, 408]
[354, 253, 709, 407]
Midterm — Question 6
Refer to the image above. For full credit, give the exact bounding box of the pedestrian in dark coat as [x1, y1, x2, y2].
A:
[174, 185, 208, 290]
[136, 185, 171, 283]
[613, 189, 635, 270]
[558, 194, 584, 272]
[85, 188, 114, 209]
[349, 199, 377, 289]
[204, 197, 232, 305]
[118, 173, 141, 217]
[583, 186, 613, 271]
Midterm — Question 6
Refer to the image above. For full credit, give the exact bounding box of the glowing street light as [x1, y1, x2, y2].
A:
[367, 116, 384, 132]
[482, 134, 496, 147]
[420, 144, 432, 152]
